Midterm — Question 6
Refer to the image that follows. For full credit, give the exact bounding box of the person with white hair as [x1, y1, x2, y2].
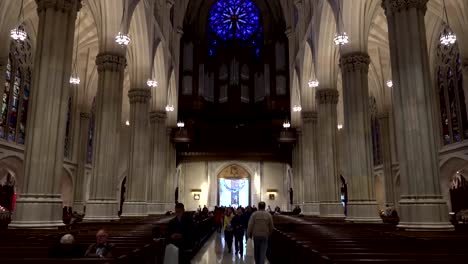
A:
[85, 229, 114, 258]
[49, 233, 83, 258]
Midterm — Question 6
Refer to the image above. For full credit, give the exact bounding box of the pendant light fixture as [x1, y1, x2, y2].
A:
[334, 0, 349, 46]
[440, 0, 456, 46]
[70, 11, 81, 85]
[115, 2, 130, 46]
[11, 0, 27, 42]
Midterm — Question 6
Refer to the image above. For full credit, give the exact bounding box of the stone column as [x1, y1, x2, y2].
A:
[316, 89, 344, 218]
[121, 88, 151, 217]
[292, 129, 303, 209]
[382, 0, 452, 230]
[378, 112, 396, 207]
[147, 111, 167, 214]
[302, 111, 320, 215]
[73, 112, 90, 212]
[11, 0, 80, 228]
[340, 52, 380, 222]
[165, 127, 177, 209]
[84, 53, 126, 221]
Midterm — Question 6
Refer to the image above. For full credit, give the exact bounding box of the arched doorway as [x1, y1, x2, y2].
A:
[217, 164, 251, 207]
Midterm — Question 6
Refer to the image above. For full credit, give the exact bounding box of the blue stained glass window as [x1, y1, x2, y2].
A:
[209, 0, 260, 41]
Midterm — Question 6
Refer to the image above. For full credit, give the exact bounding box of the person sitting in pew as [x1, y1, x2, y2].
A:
[49, 234, 84, 258]
[84, 229, 114, 258]
[166, 203, 194, 263]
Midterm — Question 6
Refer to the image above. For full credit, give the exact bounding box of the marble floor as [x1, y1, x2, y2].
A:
[191, 232, 270, 264]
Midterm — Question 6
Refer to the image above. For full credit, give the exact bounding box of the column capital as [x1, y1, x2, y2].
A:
[340, 52, 370, 73]
[316, 89, 339, 105]
[36, 0, 82, 14]
[128, 88, 151, 104]
[80, 112, 90, 119]
[302, 111, 317, 122]
[150, 111, 167, 123]
[382, 0, 428, 17]
[96, 53, 126, 72]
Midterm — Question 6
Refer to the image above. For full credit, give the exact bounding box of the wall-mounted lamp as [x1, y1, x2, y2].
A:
[191, 189, 201, 200]
[266, 189, 278, 200]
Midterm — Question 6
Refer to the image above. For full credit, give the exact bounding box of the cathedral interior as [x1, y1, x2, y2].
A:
[1, 0, 468, 263]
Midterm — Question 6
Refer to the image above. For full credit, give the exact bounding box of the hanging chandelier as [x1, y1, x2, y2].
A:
[69, 10, 81, 85]
[337, 124, 343, 130]
[386, 80, 393, 88]
[440, 0, 456, 46]
[165, 104, 175, 112]
[11, 0, 27, 42]
[334, 1, 349, 46]
[115, 32, 130, 46]
[292, 105, 302, 112]
[11, 27, 27, 41]
[308, 79, 319, 88]
[283, 121, 291, 129]
[334, 32, 349, 46]
[177, 121, 185, 128]
[147, 79, 158, 88]
[69, 76, 80, 85]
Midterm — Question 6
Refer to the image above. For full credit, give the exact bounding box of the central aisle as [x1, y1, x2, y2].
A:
[191, 232, 270, 264]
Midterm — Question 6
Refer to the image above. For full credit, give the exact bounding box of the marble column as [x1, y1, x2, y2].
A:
[147, 111, 167, 214]
[121, 88, 151, 217]
[378, 112, 396, 207]
[382, 0, 452, 230]
[84, 53, 126, 221]
[165, 127, 177, 210]
[11, 0, 80, 228]
[292, 129, 303, 210]
[73, 112, 90, 212]
[302, 111, 320, 215]
[316, 89, 344, 218]
[340, 52, 380, 222]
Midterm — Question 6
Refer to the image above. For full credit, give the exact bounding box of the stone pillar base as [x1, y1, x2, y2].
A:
[397, 198, 453, 231]
[10, 195, 64, 228]
[346, 201, 381, 223]
[302, 202, 320, 216]
[319, 202, 345, 218]
[147, 202, 169, 215]
[83, 200, 119, 221]
[121, 202, 148, 217]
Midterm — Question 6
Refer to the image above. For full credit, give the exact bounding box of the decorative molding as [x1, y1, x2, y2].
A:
[315, 89, 339, 105]
[128, 88, 151, 104]
[302, 111, 317, 122]
[95, 53, 126, 72]
[80, 112, 90, 119]
[36, 0, 82, 14]
[150, 111, 167, 123]
[340, 52, 370, 73]
[382, 0, 428, 17]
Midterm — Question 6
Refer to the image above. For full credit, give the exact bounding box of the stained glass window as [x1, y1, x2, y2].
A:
[209, 0, 260, 41]
[208, 0, 262, 57]
[1, 38, 31, 144]
[437, 34, 468, 145]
